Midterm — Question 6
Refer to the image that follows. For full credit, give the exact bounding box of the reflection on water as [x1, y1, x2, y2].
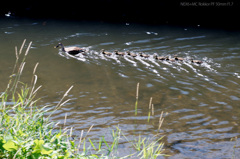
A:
[1, 18, 240, 158]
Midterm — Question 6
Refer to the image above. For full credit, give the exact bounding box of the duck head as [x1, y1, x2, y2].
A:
[54, 43, 63, 48]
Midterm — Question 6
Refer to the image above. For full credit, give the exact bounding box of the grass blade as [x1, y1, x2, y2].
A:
[89, 138, 96, 151]
[135, 82, 140, 115]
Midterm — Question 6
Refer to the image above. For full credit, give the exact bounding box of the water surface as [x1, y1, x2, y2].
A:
[1, 18, 240, 158]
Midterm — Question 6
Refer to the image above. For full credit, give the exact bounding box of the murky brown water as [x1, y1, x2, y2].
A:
[1, 17, 240, 158]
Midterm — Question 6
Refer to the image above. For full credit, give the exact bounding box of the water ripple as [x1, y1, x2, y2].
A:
[175, 35, 206, 41]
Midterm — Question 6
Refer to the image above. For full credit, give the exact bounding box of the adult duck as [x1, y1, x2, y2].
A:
[54, 43, 86, 55]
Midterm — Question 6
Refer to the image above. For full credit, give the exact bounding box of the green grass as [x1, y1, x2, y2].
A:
[0, 40, 168, 158]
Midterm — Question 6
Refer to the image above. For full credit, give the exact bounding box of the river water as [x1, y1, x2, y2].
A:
[1, 17, 240, 158]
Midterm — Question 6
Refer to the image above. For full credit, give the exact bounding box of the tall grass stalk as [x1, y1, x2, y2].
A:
[152, 104, 154, 116]
[148, 97, 153, 122]
[12, 39, 26, 75]
[135, 82, 140, 115]
[158, 111, 165, 132]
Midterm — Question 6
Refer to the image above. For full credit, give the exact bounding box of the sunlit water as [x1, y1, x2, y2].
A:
[1, 17, 240, 158]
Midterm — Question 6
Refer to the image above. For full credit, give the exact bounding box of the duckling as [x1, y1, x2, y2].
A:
[139, 52, 150, 58]
[153, 54, 166, 60]
[115, 50, 125, 56]
[54, 43, 86, 55]
[191, 59, 203, 64]
[174, 55, 184, 61]
[126, 51, 137, 57]
[101, 49, 112, 56]
[166, 56, 175, 62]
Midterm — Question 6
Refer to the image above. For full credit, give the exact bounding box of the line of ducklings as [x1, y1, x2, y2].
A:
[101, 49, 203, 64]
[54, 43, 203, 64]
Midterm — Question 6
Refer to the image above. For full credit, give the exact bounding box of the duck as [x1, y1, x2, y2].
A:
[54, 43, 86, 55]
[174, 55, 184, 61]
[115, 50, 125, 56]
[153, 54, 166, 60]
[126, 51, 137, 57]
[191, 59, 203, 64]
[101, 49, 112, 56]
[139, 52, 150, 58]
[166, 56, 175, 62]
